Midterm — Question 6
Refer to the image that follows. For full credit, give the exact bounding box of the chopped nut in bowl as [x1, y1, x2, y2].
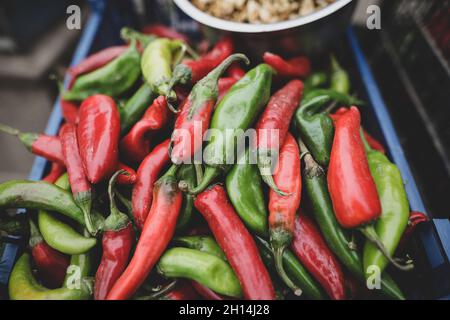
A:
[174, 0, 355, 59]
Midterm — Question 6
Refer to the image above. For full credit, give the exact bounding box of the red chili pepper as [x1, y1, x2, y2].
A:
[331, 107, 385, 154]
[29, 219, 69, 289]
[132, 139, 171, 229]
[268, 132, 302, 295]
[191, 281, 234, 300]
[327, 106, 381, 228]
[94, 171, 135, 300]
[398, 211, 429, 251]
[291, 213, 346, 300]
[227, 62, 246, 79]
[170, 54, 248, 164]
[142, 24, 190, 44]
[168, 36, 235, 99]
[42, 162, 65, 184]
[163, 281, 199, 300]
[106, 165, 182, 300]
[217, 77, 238, 102]
[115, 163, 137, 185]
[0, 124, 64, 165]
[120, 96, 169, 164]
[59, 123, 95, 235]
[256, 80, 303, 195]
[194, 185, 276, 300]
[263, 52, 311, 78]
[60, 98, 79, 124]
[77, 94, 120, 184]
[68, 45, 128, 88]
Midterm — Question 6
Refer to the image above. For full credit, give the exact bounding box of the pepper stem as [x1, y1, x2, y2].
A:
[258, 151, 290, 196]
[359, 225, 414, 271]
[180, 166, 220, 195]
[194, 163, 203, 185]
[0, 123, 20, 136]
[201, 53, 249, 85]
[105, 170, 131, 232]
[359, 128, 373, 153]
[135, 280, 178, 300]
[28, 219, 43, 247]
[274, 246, 302, 296]
[74, 191, 95, 236]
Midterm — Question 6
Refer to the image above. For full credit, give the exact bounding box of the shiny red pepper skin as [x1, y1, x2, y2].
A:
[398, 211, 429, 251]
[142, 24, 190, 43]
[194, 185, 276, 300]
[132, 139, 171, 229]
[291, 214, 346, 300]
[256, 80, 303, 194]
[120, 96, 169, 163]
[162, 282, 199, 300]
[227, 62, 246, 79]
[29, 219, 69, 289]
[42, 162, 65, 183]
[116, 163, 137, 185]
[77, 94, 120, 183]
[263, 52, 311, 78]
[328, 106, 381, 228]
[106, 166, 182, 300]
[60, 98, 79, 124]
[191, 281, 231, 300]
[59, 123, 91, 197]
[95, 226, 134, 300]
[31, 135, 64, 165]
[68, 45, 128, 88]
[363, 130, 386, 154]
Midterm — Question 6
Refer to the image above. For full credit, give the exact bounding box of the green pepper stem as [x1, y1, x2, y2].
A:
[135, 280, 178, 300]
[359, 225, 414, 272]
[298, 139, 325, 179]
[105, 170, 131, 232]
[194, 163, 203, 185]
[180, 166, 220, 195]
[74, 191, 95, 236]
[0, 123, 20, 136]
[202, 53, 249, 85]
[359, 128, 373, 153]
[28, 219, 43, 247]
[274, 246, 302, 296]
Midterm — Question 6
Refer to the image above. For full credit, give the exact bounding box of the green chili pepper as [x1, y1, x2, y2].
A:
[8, 253, 90, 300]
[255, 236, 326, 300]
[37, 211, 96, 255]
[294, 89, 361, 167]
[361, 133, 411, 276]
[226, 150, 268, 238]
[0, 180, 103, 230]
[120, 83, 156, 136]
[187, 64, 274, 194]
[63, 40, 141, 101]
[297, 139, 405, 300]
[141, 38, 184, 107]
[175, 165, 197, 231]
[303, 71, 328, 95]
[173, 235, 227, 261]
[34, 173, 96, 254]
[157, 247, 243, 298]
[330, 55, 350, 95]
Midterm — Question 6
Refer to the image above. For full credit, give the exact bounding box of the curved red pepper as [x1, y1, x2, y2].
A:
[29, 219, 69, 289]
[291, 213, 346, 300]
[142, 24, 190, 44]
[115, 163, 137, 185]
[68, 45, 128, 88]
[328, 106, 381, 228]
[107, 166, 182, 300]
[95, 171, 135, 300]
[77, 94, 120, 184]
[398, 211, 429, 251]
[42, 162, 65, 184]
[256, 80, 303, 195]
[120, 96, 169, 163]
[170, 54, 248, 164]
[59, 123, 94, 234]
[132, 139, 171, 229]
[268, 132, 302, 295]
[194, 185, 276, 300]
[263, 52, 311, 78]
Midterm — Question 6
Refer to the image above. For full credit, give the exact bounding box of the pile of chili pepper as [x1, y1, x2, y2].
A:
[0, 24, 426, 301]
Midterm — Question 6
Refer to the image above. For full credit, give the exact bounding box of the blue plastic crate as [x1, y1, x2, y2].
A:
[1, 0, 449, 299]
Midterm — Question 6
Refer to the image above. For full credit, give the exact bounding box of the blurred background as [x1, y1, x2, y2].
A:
[0, 0, 448, 219]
